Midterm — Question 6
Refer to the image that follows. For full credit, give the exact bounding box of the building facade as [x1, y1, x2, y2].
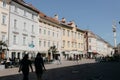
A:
[86, 30, 113, 58]
[8, 0, 39, 59]
[39, 13, 62, 60]
[0, 0, 10, 59]
[0, 0, 114, 61]
[60, 19, 85, 60]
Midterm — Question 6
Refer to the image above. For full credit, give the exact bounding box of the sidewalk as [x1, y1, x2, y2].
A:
[0, 59, 95, 77]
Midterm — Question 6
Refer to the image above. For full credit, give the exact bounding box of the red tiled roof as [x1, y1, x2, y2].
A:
[39, 11, 59, 24]
[12, 0, 39, 13]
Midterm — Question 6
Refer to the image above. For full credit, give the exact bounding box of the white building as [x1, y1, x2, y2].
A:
[0, 0, 10, 59]
[8, 0, 39, 59]
[87, 30, 113, 58]
[87, 30, 97, 58]
[96, 35, 113, 56]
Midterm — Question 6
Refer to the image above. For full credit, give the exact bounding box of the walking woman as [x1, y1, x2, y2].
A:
[34, 52, 46, 80]
[18, 54, 33, 80]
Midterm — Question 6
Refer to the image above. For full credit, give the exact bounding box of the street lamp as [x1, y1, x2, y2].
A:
[112, 20, 117, 47]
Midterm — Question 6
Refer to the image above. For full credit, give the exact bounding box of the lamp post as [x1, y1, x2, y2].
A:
[112, 20, 117, 47]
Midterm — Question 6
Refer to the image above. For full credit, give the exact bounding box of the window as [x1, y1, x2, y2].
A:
[89, 39, 91, 43]
[44, 29, 46, 35]
[48, 41, 50, 47]
[75, 42, 77, 48]
[30, 37, 34, 48]
[32, 14, 34, 19]
[2, 35, 5, 41]
[57, 42, 59, 48]
[78, 33, 80, 39]
[53, 32, 54, 37]
[89, 45, 91, 50]
[72, 42, 73, 48]
[14, 6, 18, 12]
[75, 32, 76, 38]
[39, 40, 41, 47]
[14, 19, 17, 29]
[63, 40, 65, 47]
[24, 10, 26, 16]
[13, 35, 17, 44]
[31, 25, 34, 33]
[63, 29, 65, 36]
[71, 31, 73, 37]
[68, 41, 70, 48]
[57, 33, 58, 37]
[81, 43, 84, 49]
[23, 22, 26, 31]
[44, 41, 46, 47]
[2, 15, 6, 25]
[23, 36, 26, 45]
[48, 30, 50, 36]
[81, 34, 83, 39]
[39, 28, 41, 34]
[67, 30, 70, 37]
[78, 43, 80, 48]
[2, 0, 6, 7]
[53, 42, 55, 46]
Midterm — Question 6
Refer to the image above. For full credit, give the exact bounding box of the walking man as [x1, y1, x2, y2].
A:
[18, 54, 33, 80]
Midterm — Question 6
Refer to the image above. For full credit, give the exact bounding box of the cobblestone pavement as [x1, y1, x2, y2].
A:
[0, 59, 95, 76]
[0, 59, 105, 80]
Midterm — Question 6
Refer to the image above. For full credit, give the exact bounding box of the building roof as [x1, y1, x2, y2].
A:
[39, 11, 59, 24]
[12, 0, 39, 13]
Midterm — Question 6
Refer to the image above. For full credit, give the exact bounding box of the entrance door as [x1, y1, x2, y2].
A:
[17, 52, 20, 59]
[12, 52, 16, 59]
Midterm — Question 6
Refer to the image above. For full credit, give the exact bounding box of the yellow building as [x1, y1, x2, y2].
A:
[0, 0, 10, 59]
[39, 12, 62, 60]
[60, 18, 85, 60]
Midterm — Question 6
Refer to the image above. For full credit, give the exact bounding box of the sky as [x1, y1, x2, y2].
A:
[25, 0, 120, 46]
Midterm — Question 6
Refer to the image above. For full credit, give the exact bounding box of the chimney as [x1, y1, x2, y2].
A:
[54, 14, 58, 20]
[68, 21, 76, 27]
[61, 17, 66, 23]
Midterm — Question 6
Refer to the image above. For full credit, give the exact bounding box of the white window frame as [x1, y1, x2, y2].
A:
[2, 14, 6, 25]
[31, 25, 34, 33]
[14, 6, 18, 12]
[1, 34, 5, 42]
[13, 35, 17, 44]
[23, 36, 26, 45]
[14, 19, 17, 29]
[23, 22, 26, 31]
[2, 0, 6, 8]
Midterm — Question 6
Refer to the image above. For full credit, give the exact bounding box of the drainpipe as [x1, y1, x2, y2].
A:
[7, 0, 11, 58]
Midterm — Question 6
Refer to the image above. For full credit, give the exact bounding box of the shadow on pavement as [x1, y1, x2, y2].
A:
[0, 62, 120, 80]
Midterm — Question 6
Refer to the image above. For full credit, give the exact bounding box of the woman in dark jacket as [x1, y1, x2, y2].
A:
[34, 52, 46, 80]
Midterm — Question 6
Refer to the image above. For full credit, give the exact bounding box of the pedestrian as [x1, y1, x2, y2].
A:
[18, 54, 33, 80]
[57, 55, 61, 64]
[34, 52, 46, 80]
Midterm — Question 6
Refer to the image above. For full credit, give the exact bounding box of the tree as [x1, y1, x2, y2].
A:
[0, 41, 8, 59]
[48, 45, 58, 60]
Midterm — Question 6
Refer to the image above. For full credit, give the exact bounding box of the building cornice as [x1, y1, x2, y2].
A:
[11, 0, 39, 13]
[39, 17, 61, 28]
